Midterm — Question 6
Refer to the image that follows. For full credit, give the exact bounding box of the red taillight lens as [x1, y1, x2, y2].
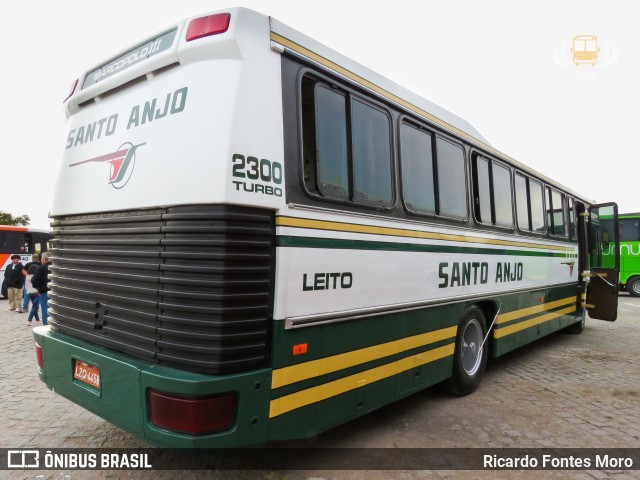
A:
[35, 342, 43, 370]
[186, 13, 231, 42]
[148, 390, 237, 435]
[64, 79, 78, 103]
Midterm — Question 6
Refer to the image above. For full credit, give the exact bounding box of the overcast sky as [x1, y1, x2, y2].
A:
[3, 0, 638, 229]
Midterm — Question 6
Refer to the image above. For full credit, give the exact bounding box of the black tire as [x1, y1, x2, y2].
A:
[445, 306, 489, 397]
[627, 277, 640, 298]
[1, 279, 7, 300]
[562, 316, 585, 335]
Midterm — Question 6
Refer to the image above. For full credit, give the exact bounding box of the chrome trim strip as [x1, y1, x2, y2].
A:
[283, 283, 579, 329]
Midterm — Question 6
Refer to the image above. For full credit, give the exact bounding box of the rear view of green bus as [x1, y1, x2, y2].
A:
[620, 213, 640, 296]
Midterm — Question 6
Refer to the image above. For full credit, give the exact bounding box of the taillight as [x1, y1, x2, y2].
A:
[35, 342, 43, 370]
[186, 13, 231, 42]
[148, 390, 237, 435]
[64, 79, 78, 103]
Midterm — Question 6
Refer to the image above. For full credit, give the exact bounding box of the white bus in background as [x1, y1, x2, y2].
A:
[34, 8, 619, 448]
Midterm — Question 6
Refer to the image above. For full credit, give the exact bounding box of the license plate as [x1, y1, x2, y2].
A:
[73, 360, 101, 389]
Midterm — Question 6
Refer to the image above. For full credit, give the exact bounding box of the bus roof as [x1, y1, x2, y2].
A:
[270, 15, 595, 205]
[0, 225, 50, 233]
[64, 7, 595, 206]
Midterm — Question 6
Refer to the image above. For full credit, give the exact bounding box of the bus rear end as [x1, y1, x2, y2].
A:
[33, 8, 284, 447]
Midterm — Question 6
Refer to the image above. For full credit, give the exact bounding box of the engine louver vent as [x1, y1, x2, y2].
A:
[48, 205, 274, 375]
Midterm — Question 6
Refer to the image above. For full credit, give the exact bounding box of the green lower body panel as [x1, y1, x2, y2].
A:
[33, 326, 272, 448]
[267, 306, 461, 441]
[32, 284, 586, 447]
[266, 286, 586, 441]
[490, 285, 585, 357]
[268, 356, 452, 441]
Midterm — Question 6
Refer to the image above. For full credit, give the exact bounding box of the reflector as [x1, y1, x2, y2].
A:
[64, 79, 78, 103]
[35, 342, 43, 370]
[186, 13, 231, 42]
[149, 390, 237, 435]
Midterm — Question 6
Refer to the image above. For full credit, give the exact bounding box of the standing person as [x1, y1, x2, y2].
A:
[22, 253, 41, 312]
[25, 264, 40, 325]
[4, 254, 25, 312]
[31, 252, 51, 326]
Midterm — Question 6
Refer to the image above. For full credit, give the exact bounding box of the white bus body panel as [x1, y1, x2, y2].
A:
[273, 210, 578, 324]
[54, 8, 285, 218]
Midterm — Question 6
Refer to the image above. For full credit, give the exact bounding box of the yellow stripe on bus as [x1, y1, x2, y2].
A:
[269, 296, 580, 417]
[271, 325, 457, 389]
[269, 343, 455, 418]
[276, 216, 572, 252]
[493, 306, 577, 339]
[496, 296, 576, 324]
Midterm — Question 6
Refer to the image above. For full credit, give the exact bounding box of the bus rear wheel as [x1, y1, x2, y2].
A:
[628, 277, 640, 297]
[445, 306, 488, 397]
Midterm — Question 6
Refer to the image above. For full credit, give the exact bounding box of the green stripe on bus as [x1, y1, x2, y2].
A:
[276, 235, 576, 258]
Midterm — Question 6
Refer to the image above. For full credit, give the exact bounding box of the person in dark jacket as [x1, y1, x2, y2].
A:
[31, 252, 51, 326]
[22, 253, 41, 312]
[4, 254, 25, 312]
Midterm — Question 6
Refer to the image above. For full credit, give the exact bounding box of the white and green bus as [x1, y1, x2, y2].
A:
[34, 8, 620, 448]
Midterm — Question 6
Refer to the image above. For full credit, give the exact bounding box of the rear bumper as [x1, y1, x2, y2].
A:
[33, 326, 272, 448]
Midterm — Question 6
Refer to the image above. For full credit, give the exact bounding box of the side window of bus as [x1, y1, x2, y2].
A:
[22, 234, 33, 253]
[472, 154, 513, 228]
[301, 76, 393, 207]
[399, 122, 435, 214]
[351, 98, 393, 205]
[529, 180, 545, 232]
[568, 197, 577, 240]
[546, 187, 567, 237]
[515, 173, 546, 234]
[399, 122, 467, 219]
[436, 138, 467, 219]
[620, 218, 640, 242]
[315, 85, 349, 200]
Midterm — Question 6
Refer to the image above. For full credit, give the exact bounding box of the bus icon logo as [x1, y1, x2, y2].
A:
[7, 450, 39, 468]
[70, 142, 146, 189]
[570, 35, 600, 66]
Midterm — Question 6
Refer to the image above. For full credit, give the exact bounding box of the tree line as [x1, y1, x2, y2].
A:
[0, 211, 30, 226]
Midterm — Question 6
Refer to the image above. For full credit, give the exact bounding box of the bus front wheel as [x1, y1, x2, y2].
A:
[445, 306, 488, 397]
[627, 277, 640, 298]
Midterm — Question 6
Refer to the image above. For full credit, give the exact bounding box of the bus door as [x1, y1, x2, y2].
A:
[585, 203, 619, 321]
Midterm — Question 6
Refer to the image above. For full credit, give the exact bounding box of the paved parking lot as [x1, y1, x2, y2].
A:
[1, 295, 639, 479]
